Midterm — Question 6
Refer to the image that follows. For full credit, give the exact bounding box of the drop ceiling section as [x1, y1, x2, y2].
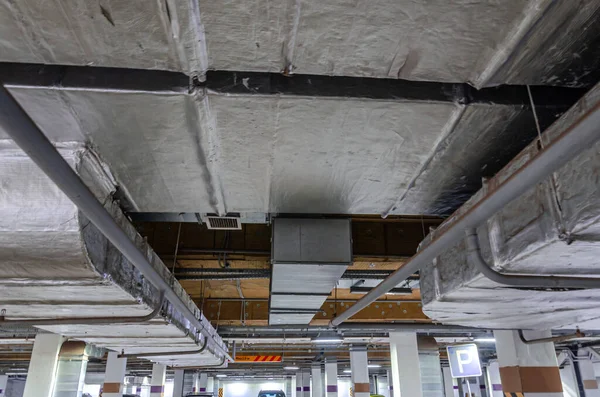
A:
[269, 218, 352, 325]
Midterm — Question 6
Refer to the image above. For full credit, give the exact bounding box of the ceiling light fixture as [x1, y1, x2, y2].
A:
[474, 338, 496, 343]
[343, 369, 352, 373]
[216, 374, 227, 378]
[349, 286, 412, 295]
[368, 364, 381, 368]
[284, 366, 300, 370]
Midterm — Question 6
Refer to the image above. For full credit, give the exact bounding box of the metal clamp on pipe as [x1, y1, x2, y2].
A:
[465, 229, 600, 289]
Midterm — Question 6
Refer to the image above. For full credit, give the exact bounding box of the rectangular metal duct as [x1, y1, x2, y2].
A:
[269, 218, 352, 325]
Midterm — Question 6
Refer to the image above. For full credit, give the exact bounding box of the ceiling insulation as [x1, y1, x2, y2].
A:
[0, 141, 226, 367]
[420, 81, 600, 330]
[1, 0, 598, 86]
[2, 80, 572, 216]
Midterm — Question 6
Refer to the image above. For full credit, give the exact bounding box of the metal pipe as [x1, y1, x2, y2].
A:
[119, 334, 208, 358]
[330, 101, 600, 326]
[175, 356, 226, 369]
[518, 329, 584, 345]
[0, 85, 230, 361]
[337, 323, 484, 333]
[0, 292, 165, 326]
[466, 229, 600, 288]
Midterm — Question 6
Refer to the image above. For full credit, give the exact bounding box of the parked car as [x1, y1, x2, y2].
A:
[258, 390, 286, 397]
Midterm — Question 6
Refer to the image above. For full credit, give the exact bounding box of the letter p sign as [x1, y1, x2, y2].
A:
[447, 344, 482, 378]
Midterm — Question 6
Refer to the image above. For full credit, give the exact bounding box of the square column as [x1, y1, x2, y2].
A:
[386, 369, 394, 397]
[312, 364, 324, 397]
[302, 371, 311, 397]
[350, 346, 369, 397]
[442, 367, 457, 397]
[102, 351, 127, 397]
[53, 341, 89, 397]
[286, 376, 293, 397]
[0, 375, 7, 397]
[578, 348, 600, 397]
[486, 361, 502, 397]
[198, 373, 208, 392]
[389, 332, 422, 397]
[24, 333, 65, 397]
[325, 359, 338, 397]
[150, 364, 166, 397]
[173, 369, 185, 397]
[296, 372, 303, 397]
[494, 330, 562, 397]
[207, 376, 215, 393]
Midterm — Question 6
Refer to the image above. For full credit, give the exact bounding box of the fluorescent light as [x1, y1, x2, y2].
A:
[343, 369, 352, 373]
[284, 366, 299, 370]
[368, 364, 381, 368]
[216, 374, 227, 378]
[313, 338, 343, 343]
[474, 338, 496, 343]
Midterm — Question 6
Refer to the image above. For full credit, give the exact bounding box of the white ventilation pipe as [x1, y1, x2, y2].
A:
[0, 85, 230, 361]
[330, 99, 600, 326]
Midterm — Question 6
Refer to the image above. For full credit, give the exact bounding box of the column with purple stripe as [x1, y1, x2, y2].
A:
[150, 364, 166, 397]
[325, 359, 338, 397]
[296, 372, 304, 397]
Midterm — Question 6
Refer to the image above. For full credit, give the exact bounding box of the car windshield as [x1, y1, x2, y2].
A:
[259, 391, 285, 397]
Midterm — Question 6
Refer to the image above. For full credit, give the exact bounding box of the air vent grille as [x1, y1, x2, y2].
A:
[206, 216, 242, 230]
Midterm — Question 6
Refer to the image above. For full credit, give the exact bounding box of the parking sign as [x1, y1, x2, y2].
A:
[447, 344, 482, 378]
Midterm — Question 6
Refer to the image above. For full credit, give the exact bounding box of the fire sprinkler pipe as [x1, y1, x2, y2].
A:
[330, 99, 600, 327]
[0, 85, 230, 362]
[466, 229, 600, 288]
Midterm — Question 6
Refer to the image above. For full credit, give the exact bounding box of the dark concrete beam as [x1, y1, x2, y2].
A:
[0, 62, 588, 108]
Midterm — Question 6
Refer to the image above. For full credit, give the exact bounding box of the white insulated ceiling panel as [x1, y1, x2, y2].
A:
[0, 0, 204, 73]
[198, 0, 530, 82]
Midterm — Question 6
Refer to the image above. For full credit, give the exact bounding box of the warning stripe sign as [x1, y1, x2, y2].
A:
[235, 355, 282, 362]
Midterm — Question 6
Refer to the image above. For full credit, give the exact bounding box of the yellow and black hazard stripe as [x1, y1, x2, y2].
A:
[504, 393, 524, 397]
[219, 388, 224, 397]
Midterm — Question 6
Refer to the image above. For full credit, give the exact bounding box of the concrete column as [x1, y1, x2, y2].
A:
[494, 330, 562, 397]
[23, 333, 65, 397]
[442, 367, 458, 397]
[150, 364, 166, 397]
[350, 346, 369, 397]
[53, 341, 89, 397]
[325, 359, 338, 397]
[578, 348, 600, 397]
[297, 372, 304, 397]
[198, 373, 208, 392]
[389, 332, 422, 397]
[102, 351, 127, 397]
[207, 376, 215, 393]
[312, 364, 324, 397]
[303, 371, 311, 397]
[0, 375, 7, 397]
[286, 376, 293, 397]
[486, 361, 502, 397]
[386, 369, 394, 397]
[193, 372, 200, 392]
[173, 369, 185, 397]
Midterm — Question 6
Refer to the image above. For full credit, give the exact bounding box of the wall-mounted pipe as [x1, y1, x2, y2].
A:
[466, 230, 600, 288]
[173, 356, 227, 369]
[119, 334, 208, 359]
[330, 100, 600, 326]
[518, 329, 584, 345]
[0, 292, 165, 326]
[0, 85, 230, 362]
